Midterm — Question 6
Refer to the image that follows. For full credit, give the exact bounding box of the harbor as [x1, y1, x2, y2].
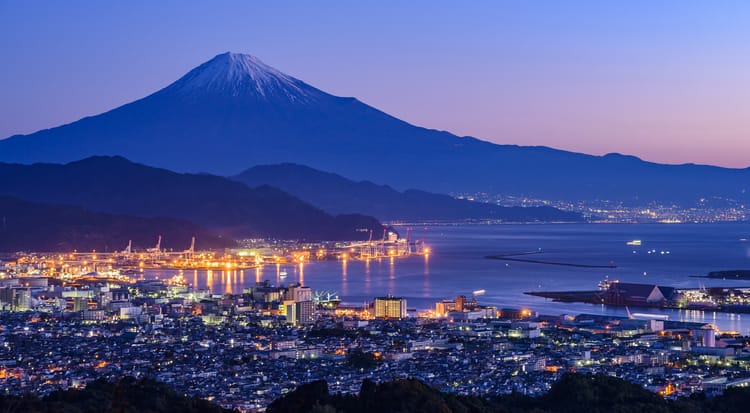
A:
[486, 250, 618, 268]
[526, 278, 750, 314]
[0, 231, 429, 280]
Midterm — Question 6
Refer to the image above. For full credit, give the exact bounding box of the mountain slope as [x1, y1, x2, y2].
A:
[1, 52, 749, 204]
[0, 156, 382, 241]
[234, 163, 582, 221]
[0, 196, 234, 252]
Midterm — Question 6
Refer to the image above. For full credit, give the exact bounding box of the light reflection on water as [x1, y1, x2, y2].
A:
[144, 223, 750, 333]
[341, 260, 348, 296]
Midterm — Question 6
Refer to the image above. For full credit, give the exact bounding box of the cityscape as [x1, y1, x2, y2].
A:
[2, 2, 750, 413]
[2, 237, 750, 411]
[454, 193, 748, 224]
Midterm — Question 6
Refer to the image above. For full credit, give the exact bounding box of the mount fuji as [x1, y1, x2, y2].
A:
[2, 52, 749, 204]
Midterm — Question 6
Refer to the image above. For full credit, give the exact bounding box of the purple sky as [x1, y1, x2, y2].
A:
[2, 1, 749, 167]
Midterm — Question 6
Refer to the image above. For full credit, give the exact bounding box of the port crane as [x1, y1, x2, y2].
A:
[146, 235, 162, 255]
[183, 236, 196, 260]
[121, 240, 132, 256]
[345, 227, 424, 259]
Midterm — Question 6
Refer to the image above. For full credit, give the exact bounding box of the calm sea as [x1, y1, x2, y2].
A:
[147, 223, 750, 333]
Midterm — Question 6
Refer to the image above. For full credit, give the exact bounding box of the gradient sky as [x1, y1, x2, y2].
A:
[2, 1, 749, 167]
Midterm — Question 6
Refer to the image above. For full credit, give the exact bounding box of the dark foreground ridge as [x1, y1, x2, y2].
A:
[268, 373, 750, 413]
[3, 373, 750, 413]
[0, 156, 383, 241]
[0, 377, 234, 413]
[0, 195, 235, 252]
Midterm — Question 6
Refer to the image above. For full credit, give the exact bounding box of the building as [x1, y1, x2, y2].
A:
[284, 284, 315, 325]
[286, 284, 312, 302]
[0, 287, 31, 311]
[285, 300, 315, 325]
[604, 283, 676, 306]
[374, 295, 407, 319]
[73, 297, 89, 312]
[435, 299, 456, 316]
[694, 325, 716, 347]
[456, 295, 466, 312]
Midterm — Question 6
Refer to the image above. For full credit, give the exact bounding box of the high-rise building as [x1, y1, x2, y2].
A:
[0, 287, 31, 311]
[0, 287, 14, 309]
[285, 300, 315, 325]
[374, 295, 407, 319]
[456, 295, 466, 312]
[73, 297, 89, 312]
[435, 299, 456, 316]
[14, 288, 31, 311]
[283, 283, 315, 325]
[287, 284, 312, 302]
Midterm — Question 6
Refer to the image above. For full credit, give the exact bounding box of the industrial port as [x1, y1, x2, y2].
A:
[0, 230, 430, 281]
[526, 278, 750, 314]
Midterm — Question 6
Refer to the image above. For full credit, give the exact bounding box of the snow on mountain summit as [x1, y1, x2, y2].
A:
[166, 52, 321, 102]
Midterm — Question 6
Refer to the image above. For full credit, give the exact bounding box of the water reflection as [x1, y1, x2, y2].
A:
[224, 271, 232, 295]
[364, 259, 371, 295]
[388, 257, 395, 294]
[141, 222, 750, 333]
[341, 259, 348, 296]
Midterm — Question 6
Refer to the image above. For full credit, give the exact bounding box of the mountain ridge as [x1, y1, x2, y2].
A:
[0, 195, 235, 252]
[234, 163, 583, 222]
[1, 52, 749, 205]
[0, 156, 383, 241]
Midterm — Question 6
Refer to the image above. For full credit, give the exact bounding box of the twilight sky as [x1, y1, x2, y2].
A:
[2, 1, 749, 167]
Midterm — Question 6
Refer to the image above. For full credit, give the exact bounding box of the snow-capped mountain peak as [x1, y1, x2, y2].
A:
[166, 52, 319, 101]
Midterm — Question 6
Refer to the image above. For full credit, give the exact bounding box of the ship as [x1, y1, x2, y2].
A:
[626, 306, 669, 320]
[626, 240, 642, 246]
[314, 291, 341, 309]
[598, 277, 619, 290]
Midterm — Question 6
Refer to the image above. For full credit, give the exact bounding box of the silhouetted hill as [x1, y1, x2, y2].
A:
[0, 157, 383, 241]
[1, 52, 748, 205]
[0, 196, 234, 252]
[235, 163, 582, 222]
[4, 373, 750, 413]
[0, 377, 234, 413]
[268, 373, 750, 413]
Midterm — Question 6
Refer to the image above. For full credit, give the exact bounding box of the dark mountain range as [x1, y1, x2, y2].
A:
[1, 52, 748, 205]
[0, 377, 233, 413]
[267, 373, 750, 413]
[235, 163, 582, 222]
[0, 157, 382, 241]
[0, 196, 234, 252]
[4, 373, 750, 413]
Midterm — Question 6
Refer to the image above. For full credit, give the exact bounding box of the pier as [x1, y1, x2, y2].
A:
[486, 251, 617, 268]
[526, 280, 750, 314]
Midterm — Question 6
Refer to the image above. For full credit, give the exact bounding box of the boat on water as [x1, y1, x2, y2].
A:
[626, 240, 642, 246]
[598, 277, 619, 290]
[314, 291, 341, 309]
[626, 306, 669, 320]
